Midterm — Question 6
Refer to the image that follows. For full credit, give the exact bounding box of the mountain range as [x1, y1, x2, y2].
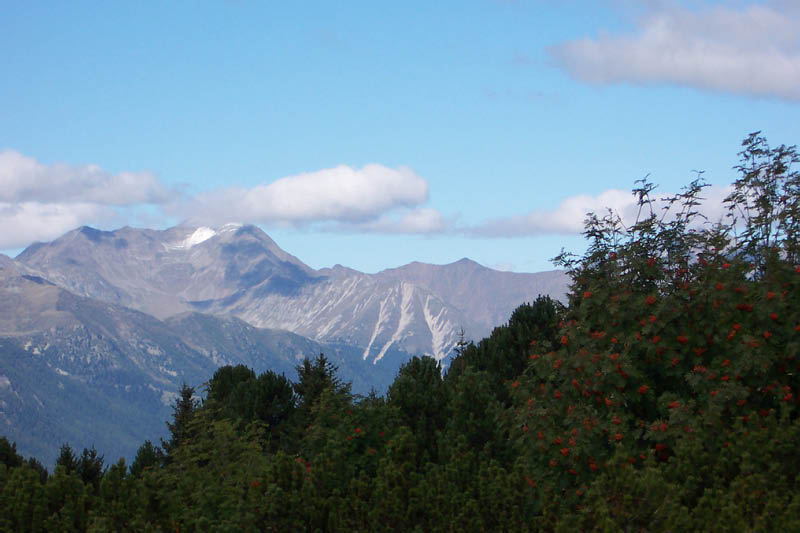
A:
[1, 224, 568, 464]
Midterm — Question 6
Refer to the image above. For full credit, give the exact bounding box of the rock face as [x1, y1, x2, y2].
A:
[17, 224, 569, 363]
[374, 258, 569, 340]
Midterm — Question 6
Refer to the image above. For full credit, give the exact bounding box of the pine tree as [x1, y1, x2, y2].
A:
[129, 440, 164, 477]
[162, 383, 198, 457]
[77, 446, 105, 493]
[387, 356, 447, 463]
[294, 353, 350, 415]
[55, 443, 78, 474]
[0, 436, 23, 469]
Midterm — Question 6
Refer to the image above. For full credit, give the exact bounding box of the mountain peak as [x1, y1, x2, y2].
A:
[378, 257, 485, 276]
[78, 225, 116, 242]
[318, 264, 362, 277]
[450, 257, 483, 268]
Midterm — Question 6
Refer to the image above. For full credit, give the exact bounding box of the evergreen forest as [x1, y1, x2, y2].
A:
[2, 133, 800, 531]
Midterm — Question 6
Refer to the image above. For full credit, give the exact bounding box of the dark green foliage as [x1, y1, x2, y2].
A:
[206, 364, 256, 404]
[26, 457, 49, 484]
[447, 295, 564, 387]
[205, 366, 298, 451]
[294, 353, 350, 409]
[45, 466, 89, 530]
[214, 368, 296, 428]
[89, 458, 147, 531]
[387, 356, 447, 462]
[76, 446, 105, 493]
[2, 134, 798, 531]
[161, 383, 198, 458]
[129, 440, 164, 477]
[0, 462, 49, 531]
[56, 443, 78, 474]
[0, 436, 23, 469]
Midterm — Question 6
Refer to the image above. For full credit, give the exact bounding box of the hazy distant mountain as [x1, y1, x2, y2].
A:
[5, 224, 568, 463]
[15, 224, 320, 319]
[1, 260, 206, 464]
[162, 311, 406, 393]
[374, 258, 569, 337]
[0, 256, 405, 465]
[18, 224, 569, 363]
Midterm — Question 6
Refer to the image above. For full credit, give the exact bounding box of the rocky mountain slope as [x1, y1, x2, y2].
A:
[0, 256, 405, 465]
[17, 225, 569, 363]
[375, 258, 568, 337]
[4, 224, 568, 464]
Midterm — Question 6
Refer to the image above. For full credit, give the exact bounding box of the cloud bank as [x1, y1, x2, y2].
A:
[472, 189, 637, 237]
[0, 150, 171, 205]
[0, 150, 174, 249]
[0, 149, 735, 253]
[0, 152, 448, 250]
[470, 185, 732, 237]
[549, 2, 800, 101]
[338, 207, 449, 235]
[180, 164, 435, 230]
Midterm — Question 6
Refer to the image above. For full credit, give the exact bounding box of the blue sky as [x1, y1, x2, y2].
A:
[1, 0, 798, 273]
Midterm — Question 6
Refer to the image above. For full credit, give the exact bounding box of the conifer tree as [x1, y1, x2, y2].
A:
[387, 356, 446, 462]
[0, 436, 23, 469]
[162, 383, 198, 457]
[294, 353, 350, 416]
[76, 446, 105, 493]
[55, 443, 78, 474]
[129, 440, 164, 477]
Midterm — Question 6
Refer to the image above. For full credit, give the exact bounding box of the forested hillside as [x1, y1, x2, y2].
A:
[2, 133, 799, 530]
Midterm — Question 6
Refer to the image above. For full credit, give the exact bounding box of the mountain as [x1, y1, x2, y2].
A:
[17, 224, 569, 363]
[374, 258, 569, 337]
[1, 259, 202, 464]
[162, 311, 405, 393]
[0, 256, 405, 465]
[15, 224, 320, 320]
[5, 224, 568, 463]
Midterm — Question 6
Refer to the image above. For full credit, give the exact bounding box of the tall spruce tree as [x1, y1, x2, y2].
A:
[294, 353, 349, 413]
[161, 383, 198, 457]
[129, 440, 164, 477]
[56, 443, 78, 474]
[77, 446, 105, 493]
[0, 436, 23, 469]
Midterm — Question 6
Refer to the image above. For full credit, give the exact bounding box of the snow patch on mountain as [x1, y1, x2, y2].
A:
[166, 227, 217, 251]
[184, 227, 217, 248]
[218, 223, 243, 233]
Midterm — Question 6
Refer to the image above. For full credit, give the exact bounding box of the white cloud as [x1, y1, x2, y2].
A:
[0, 150, 175, 249]
[0, 150, 448, 250]
[343, 208, 448, 234]
[549, 2, 800, 101]
[472, 189, 635, 237]
[0, 202, 116, 249]
[182, 164, 436, 227]
[0, 149, 173, 205]
[470, 185, 732, 237]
